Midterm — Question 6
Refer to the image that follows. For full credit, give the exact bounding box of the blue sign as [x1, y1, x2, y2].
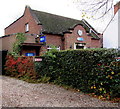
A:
[77, 37, 84, 41]
[40, 36, 46, 42]
[25, 53, 35, 56]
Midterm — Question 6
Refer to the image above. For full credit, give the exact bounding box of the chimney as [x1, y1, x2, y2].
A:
[114, 1, 120, 15]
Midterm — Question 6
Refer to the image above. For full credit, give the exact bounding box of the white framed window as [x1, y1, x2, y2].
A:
[47, 46, 60, 51]
[89, 29, 92, 33]
[25, 23, 29, 32]
[74, 43, 86, 49]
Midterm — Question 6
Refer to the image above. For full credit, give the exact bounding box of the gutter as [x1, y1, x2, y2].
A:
[82, 19, 100, 38]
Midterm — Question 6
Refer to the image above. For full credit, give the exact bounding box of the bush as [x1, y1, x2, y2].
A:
[35, 48, 120, 100]
[4, 55, 37, 79]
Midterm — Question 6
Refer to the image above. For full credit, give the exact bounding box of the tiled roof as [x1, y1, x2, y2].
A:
[31, 8, 100, 39]
[31, 9, 82, 34]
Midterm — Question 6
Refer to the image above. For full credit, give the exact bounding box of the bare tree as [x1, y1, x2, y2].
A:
[73, 0, 118, 19]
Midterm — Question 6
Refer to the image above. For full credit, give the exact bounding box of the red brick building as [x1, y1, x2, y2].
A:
[1, 6, 102, 56]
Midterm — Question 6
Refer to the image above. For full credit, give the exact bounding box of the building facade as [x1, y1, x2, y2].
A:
[103, 1, 120, 49]
[1, 6, 102, 56]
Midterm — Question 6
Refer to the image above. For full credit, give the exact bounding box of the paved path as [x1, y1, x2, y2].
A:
[1, 76, 119, 107]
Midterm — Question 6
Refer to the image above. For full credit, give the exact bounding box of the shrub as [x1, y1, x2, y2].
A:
[13, 33, 26, 55]
[35, 48, 120, 100]
[4, 55, 37, 79]
[43, 45, 59, 58]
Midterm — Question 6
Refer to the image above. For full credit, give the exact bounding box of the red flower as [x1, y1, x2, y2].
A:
[17, 57, 21, 63]
[11, 61, 16, 65]
[97, 64, 101, 66]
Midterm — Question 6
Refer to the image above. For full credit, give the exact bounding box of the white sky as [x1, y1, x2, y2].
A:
[0, 0, 119, 36]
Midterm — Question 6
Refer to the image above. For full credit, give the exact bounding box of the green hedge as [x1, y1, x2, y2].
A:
[35, 49, 120, 99]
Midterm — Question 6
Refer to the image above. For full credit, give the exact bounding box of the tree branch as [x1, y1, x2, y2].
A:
[74, 0, 114, 19]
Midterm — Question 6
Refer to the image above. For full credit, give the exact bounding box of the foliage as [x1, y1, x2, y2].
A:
[43, 45, 59, 58]
[4, 48, 120, 101]
[35, 48, 120, 100]
[36, 75, 51, 83]
[90, 62, 120, 99]
[13, 33, 26, 55]
[4, 55, 37, 79]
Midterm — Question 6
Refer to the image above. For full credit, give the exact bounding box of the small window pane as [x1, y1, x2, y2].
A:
[25, 23, 29, 32]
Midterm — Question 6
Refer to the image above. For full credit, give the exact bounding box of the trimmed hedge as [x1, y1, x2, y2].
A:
[35, 49, 120, 99]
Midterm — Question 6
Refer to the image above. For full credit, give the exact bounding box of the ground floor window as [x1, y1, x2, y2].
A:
[74, 43, 86, 49]
[47, 45, 60, 51]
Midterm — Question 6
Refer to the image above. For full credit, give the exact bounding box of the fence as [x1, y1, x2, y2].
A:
[0, 50, 8, 75]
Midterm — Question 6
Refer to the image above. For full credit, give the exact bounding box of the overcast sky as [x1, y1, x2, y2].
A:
[0, 0, 119, 36]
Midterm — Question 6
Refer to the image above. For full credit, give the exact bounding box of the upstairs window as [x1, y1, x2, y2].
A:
[25, 23, 29, 32]
[89, 29, 92, 33]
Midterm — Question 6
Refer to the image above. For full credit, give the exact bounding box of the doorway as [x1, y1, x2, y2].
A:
[74, 43, 86, 49]
[21, 46, 40, 56]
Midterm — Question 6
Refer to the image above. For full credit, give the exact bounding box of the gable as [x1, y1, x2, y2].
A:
[4, 6, 41, 35]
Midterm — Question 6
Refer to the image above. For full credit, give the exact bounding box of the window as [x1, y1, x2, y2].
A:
[74, 43, 86, 49]
[25, 23, 29, 32]
[89, 29, 92, 33]
[47, 46, 60, 51]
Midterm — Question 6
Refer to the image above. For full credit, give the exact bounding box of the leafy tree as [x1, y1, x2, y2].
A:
[13, 33, 26, 56]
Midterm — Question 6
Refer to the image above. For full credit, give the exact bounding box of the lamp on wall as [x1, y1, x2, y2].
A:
[36, 35, 39, 38]
[35, 34, 39, 43]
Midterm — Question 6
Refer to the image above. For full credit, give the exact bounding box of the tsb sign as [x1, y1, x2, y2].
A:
[40, 36, 46, 42]
[77, 37, 84, 41]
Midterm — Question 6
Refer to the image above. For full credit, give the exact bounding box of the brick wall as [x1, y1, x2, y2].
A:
[1, 33, 64, 54]
[91, 39, 101, 48]
[2, 35, 16, 52]
[114, 1, 120, 15]
[1, 34, 36, 52]
[24, 35, 36, 43]
[5, 6, 41, 35]
[64, 25, 101, 50]
[45, 34, 63, 50]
